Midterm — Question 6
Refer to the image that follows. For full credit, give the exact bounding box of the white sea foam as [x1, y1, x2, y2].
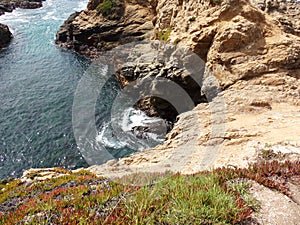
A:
[96, 107, 166, 152]
[96, 122, 128, 149]
[120, 108, 164, 134]
[0, 9, 30, 23]
[74, 0, 89, 11]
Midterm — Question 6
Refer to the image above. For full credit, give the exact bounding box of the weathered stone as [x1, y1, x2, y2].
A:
[250, 0, 300, 36]
[249, 181, 300, 225]
[154, 0, 300, 88]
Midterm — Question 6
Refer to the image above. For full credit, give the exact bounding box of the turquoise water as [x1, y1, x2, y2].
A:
[0, 0, 164, 179]
[0, 0, 90, 179]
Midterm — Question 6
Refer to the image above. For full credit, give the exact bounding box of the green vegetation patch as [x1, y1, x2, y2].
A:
[158, 28, 172, 42]
[96, 0, 120, 16]
[0, 160, 299, 224]
[112, 173, 245, 224]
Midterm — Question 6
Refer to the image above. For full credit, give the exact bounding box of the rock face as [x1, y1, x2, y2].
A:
[112, 42, 208, 122]
[154, 0, 300, 89]
[58, 1, 300, 222]
[57, 0, 300, 181]
[250, 0, 300, 36]
[0, 23, 12, 49]
[56, 0, 300, 94]
[56, 0, 156, 58]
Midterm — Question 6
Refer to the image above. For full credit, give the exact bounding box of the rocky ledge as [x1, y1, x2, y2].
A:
[0, 0, 44, 15]
[0, 23, 12, 49]
[56, 0, 300, 116]
[56, 0, 300, 167]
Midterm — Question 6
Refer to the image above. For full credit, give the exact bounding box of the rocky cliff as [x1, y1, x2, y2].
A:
[0, 23, 12, 49]
[56, 0, 156, 58]
[57, 0, 300, 182]
[36, 0, 300, 223]
[88, 0, 300, 179]
[56, 0, 300, 167]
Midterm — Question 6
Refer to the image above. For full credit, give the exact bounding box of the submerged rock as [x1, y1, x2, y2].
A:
[0, 23, 12, 49]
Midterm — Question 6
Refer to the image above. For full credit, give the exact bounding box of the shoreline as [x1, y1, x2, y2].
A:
[1, 0, 300, 179]
[0, 0, 45, 49]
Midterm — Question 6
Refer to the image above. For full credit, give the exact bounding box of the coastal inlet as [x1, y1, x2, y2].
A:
[0, 0, 165, 179]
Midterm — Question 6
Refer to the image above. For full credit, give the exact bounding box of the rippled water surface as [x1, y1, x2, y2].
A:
[0, 0, 164, 179]
[0, 0, 90, 179]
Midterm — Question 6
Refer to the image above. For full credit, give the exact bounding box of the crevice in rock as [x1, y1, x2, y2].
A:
[115, 62, 209, 125]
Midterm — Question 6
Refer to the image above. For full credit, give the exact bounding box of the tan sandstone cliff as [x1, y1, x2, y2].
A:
[56, 0, 300, 175]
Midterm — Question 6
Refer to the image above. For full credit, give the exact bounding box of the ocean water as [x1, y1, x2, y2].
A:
[0, 0, 164, 179]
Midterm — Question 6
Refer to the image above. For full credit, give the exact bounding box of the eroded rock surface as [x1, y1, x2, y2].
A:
[250, 0, 300, 36]
[249, 181, 300, 225]
[154, 0, 300, 89]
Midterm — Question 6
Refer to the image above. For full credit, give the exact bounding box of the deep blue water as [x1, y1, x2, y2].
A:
[0, 0, 90, 179]
[0, 0, 164, 179]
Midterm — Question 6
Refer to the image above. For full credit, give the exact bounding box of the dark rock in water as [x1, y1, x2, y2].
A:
[115, 56, 208, 123]
[17, 0, 43, 9]
[132, 126, 152, 139]
[0, 23, 12, 49]
[0, 0, 44, 48]
[0, 4, 14, 14]
[134, 97, 180, 123]
[0, 0, 44, 15]
[55, 12, 81, 46]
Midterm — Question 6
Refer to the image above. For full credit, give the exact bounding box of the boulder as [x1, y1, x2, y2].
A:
[0, 23, 12, 49]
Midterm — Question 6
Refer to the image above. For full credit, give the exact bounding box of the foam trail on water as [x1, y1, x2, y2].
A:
[96, 107, 166, 152]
